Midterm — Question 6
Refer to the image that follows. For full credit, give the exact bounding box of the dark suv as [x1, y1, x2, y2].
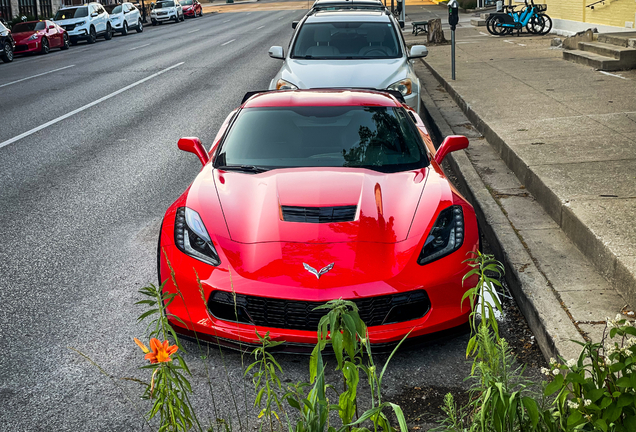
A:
[0, 20, 15, 63]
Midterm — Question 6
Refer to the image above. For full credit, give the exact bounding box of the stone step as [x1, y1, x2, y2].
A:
[598, 31, 636, 48]
[470, 18, 487, 26]
[578, 41, 636, 63]
[480, 13, 490, 20]
[562, 49, 622, 71]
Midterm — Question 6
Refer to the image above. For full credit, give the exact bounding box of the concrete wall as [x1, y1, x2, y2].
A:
[8, 0, 81, 19]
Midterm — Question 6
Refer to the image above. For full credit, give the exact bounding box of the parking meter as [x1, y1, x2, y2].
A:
[448, 0, 458, 80]
[448, 0, 459, 31]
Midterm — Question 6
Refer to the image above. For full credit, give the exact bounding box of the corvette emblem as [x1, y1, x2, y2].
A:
[303, 262, 334, 279]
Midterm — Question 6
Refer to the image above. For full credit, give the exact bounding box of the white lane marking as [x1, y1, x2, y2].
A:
[0, 65, 75, 88]
[503, 40, 514, 44]
[221, 39, 235, 46]
[517, 43, 527, 46]
[0, 62, 184, 150]
[277, 16, 283, 20]
[600, 71, 627, 80]
[456, 41, 480, 44]
[479, 31, 488, 36]
[187, 28, 201, 33]
[223, 19, 230, 22]
[256, 25, 265, 30]
[129, 43, 151, 51]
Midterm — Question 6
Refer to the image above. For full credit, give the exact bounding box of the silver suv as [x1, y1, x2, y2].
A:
[54, 3, 112, 45]
[269, 10, 427, 112]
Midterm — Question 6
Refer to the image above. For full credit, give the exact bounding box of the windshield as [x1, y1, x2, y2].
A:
[154, 1, 175, 8]
[216, 106, 427, 172]
[291, 22, 401, 59]
[104, 5, 122, 13]
[12, 22, 46, 32]
[54, 7, 88, 20]
[181, 0, 193, 4]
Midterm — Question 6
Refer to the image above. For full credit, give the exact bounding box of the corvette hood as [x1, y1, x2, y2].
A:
[281, 59, 408, 90]
[212, 168, 428, 244]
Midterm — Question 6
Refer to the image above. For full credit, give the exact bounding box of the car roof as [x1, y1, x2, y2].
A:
[242, 90, 402, 109]
[305, 10, 390, 22]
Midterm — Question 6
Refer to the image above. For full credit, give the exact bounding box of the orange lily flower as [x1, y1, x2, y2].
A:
[134, 338, 150, 354]
[144, 338, 178, 364]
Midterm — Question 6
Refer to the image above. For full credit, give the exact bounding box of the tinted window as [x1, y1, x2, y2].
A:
[155, 1, 175, 8]
[216, 106, 427, 172]
[181, 0, 193, 4]
[12, 22, 46, 32]
[105, 5, 122, 13]
[54, 7, 88, 20]
[291, 22, 401, 59]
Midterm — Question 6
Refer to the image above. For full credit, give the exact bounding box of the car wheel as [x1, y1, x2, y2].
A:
[122, 21, 128, 36]
[61, 34, 70, 50]
[174, 14, 179, 23]
[41, 37, 50, 54]
[104, 23, 113, 40]
[136, 20, 143, 33]
[1, 40, 13, 63]
[87, 26, 97, 44]
[180, 13, 184, 21]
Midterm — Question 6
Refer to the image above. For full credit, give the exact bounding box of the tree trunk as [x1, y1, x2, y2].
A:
[427, 18, 446, 44]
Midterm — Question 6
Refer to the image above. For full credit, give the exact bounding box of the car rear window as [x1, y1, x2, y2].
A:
[54, 7, 88, 20]
[215, 106, 428, 173]
[12, 22, 46, 32]
[291, 22, 401, 59]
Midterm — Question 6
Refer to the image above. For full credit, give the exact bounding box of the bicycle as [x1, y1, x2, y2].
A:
[486, 0, 551, 36]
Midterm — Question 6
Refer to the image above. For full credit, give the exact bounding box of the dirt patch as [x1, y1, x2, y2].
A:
[389, 385, 470, 429]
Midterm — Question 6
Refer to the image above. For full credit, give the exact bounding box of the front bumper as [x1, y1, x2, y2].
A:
[67, 27, 90, 41]
[183, 8, 196, 17]
[152, 14, 176, 22]
[14, 41, 41, 54]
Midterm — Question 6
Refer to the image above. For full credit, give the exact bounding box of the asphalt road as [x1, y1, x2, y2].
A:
[0, 6, 542, 431]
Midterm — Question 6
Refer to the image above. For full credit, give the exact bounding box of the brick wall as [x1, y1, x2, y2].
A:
[525, 0, 636, 29]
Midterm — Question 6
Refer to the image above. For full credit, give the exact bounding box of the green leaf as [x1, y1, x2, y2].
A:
[286, 396, 300, 410]
[522, 397, 539, 427]
[137, 308, 159, 321]
[599, 397, 613, 409]
[387, 403, 408, 432]
[544, 374, 564, 396]
[588, 388, 605, 402]
[567, 410, 583, 426]
[566, 372, 587, 384]
[610, 362, 625, 373]
[603, 403, 621, 423]
[618, 393, 634, 408]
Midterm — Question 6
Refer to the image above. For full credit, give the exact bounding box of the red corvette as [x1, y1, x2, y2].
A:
[181, 0, 203, 17]
[158, 89, 479, 350]
[12, 20, 69, 55]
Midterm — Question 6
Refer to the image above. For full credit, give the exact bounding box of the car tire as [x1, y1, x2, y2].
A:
[87, 26, 97, 44]
[174, 14, 179, 23]
[1, 40, 13, 63]
[104, 23, 113, 40]
[122, 21, 128, 35]
[61, 34, 70, 50]
[180, 13, 184, 21]
[41, 37, 50, 54]
[136, 20, 143, 32]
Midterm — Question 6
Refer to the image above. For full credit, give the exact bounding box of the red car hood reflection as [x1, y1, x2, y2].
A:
[13, 31, 40, 42]
[211, 167, 428, 244]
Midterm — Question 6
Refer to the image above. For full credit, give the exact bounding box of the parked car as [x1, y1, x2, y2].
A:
[181, 0, 203, 18]
[11, 20, 69, 55]
[53, 3, 112, 45]
[0, 20, 14, 63]
[268, 10, 427, 112]
[150, 0, 184, 25]
[157, 89, 478, 350]
[105, 2, 143, 35]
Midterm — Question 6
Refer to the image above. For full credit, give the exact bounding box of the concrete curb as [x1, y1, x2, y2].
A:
[418, 85, 586, 362]
[420, 59, 636, 314]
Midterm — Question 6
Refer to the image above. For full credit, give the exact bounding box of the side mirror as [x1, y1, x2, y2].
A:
[398, 20, 405, 29]
[291, 20, 298, 29]
[434, 135, 469, 165]
[408, 45, 428, 59]
[268, 46, 284, 60]
[178, 137, 209, 166]
[48, 25, 54, 29]
[91, 12, 98, 17]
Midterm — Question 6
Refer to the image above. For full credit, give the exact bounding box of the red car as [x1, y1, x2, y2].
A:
[12, 20, 69, 55]
[181, 0, 202, 17]
[158, 89, 479, 350]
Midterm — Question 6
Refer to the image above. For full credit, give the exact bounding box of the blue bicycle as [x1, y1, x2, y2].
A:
[487, 0, 551, 36]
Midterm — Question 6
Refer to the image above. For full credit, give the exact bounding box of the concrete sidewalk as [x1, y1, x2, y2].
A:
[405, 2, 636, 360]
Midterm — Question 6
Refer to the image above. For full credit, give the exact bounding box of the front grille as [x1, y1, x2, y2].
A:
[64, 24, 76, 31]
[281, 205, 357, 223]
[208, 290, 430, 331]
[14, 45, 28, 52]
[157, 11, 167, 15]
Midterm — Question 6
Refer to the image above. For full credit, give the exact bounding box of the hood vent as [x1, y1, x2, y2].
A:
[281, 205, 357, 223]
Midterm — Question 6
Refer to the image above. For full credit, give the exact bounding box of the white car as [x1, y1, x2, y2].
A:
[151, 0, 184, 25]
[269, 10, 427, 112]
[105, 2, 143, 35]
[53, 3, 112, 45]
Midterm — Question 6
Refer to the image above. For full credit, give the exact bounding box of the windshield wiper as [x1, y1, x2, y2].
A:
[216, 165, 270, 173]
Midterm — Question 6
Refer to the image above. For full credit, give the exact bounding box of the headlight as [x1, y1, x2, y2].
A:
[174, 207, 221, 266]
[388, 78, 412, 96]
[276, 79, 297, 90]
[417, 206, 464, 265]
[75, 20, 86, 26]
[28, 33, 39, 41]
